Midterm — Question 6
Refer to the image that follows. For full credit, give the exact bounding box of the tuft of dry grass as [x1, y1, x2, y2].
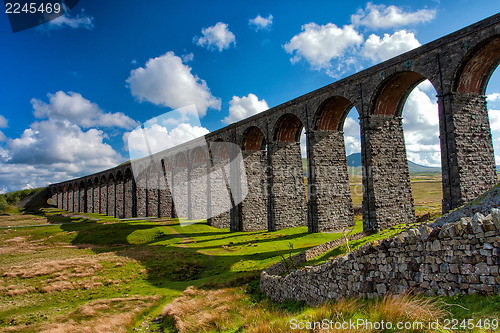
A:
[163, 286, 263, 332]
[3, 296, 160, 333]
[162, 288, 448, 333]
[2, 257, 103, 279]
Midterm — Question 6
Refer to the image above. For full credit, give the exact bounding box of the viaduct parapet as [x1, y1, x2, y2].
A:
[48, 14, 500, 233]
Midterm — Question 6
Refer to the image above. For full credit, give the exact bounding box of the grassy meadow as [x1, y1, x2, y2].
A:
[1, 174, 499, 332]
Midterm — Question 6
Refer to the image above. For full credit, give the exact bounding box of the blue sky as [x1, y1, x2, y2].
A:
[0, 0, 499, 192]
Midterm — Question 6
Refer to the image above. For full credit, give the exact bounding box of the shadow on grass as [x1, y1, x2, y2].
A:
[58, 218, 310, 292]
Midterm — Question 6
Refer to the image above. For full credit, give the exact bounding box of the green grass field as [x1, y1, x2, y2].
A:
[1, 205, 499, 332]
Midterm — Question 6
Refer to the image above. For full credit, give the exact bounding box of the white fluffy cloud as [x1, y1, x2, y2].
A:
[352, 3, 436, 29]
[126, 123, 209, 158]
[127, 52, 221, 116]
[0, 119, 125, 191]
[284, 23, 363, 76]
[46, 9, 94, 30]
[223, 94, 269, 124]
[0, 91, 138, 191]
[402, 83, 441, 166]
[249, 14, 273, 31]
[32, 91, 138, 129]
[362, 30, 421, 62]
[488, 92, 500, 103]
[0, 115, 8, 129]
[194, 22, 236, 52]
[343, 116, 361, 156]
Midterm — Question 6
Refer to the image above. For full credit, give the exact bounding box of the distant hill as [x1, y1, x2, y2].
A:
[303, 153, 442, 175]
[347, 153, 441, 174]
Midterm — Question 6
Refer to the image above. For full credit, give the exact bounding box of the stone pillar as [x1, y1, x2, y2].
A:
[438, 92, 497, 213]
[269, 141, 307, 230]
[146, 172, 159, 217]
[361, 115, 415, 232]
[190, 158, 208, 220]
[107, 180, 115, 217]
[173, 163, 189, 218]
[73, 186, 79, 212]
[79, 186, 86, 213]
[159, 162, 173, 218]
[208, 148, 231, 228]
[240, 150, 267, 231]
[93, 182, 100, 213]
[100, 181, 107, 215]
[86, 183, 93, 213]
[308, 130, 354, 232]
[57, 190, 62, 209]
[67, 188, 73, 212]
[124, 173, 135, 218]
[136, 174, 147, 217]
[116, 177, 124, 218]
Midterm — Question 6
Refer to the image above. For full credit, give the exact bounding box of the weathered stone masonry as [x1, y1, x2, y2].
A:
[261, 207, 500, 305]
[48, 14, 500, 234]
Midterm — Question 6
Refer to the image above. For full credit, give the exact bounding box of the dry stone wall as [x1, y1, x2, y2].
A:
[261, 203, 500, 305]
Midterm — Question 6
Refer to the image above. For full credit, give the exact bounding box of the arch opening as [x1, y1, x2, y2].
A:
[242, 126, 266, 151]
[372, 71, 426, 117]
[455, 36, 500, 95]
[273, 114, 303, 142]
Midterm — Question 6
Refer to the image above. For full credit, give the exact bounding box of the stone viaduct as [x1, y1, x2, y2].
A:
[48, 14, 500, 233]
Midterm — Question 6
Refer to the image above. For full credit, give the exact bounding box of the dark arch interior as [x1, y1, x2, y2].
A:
[176, 154, 187, 168]
[455, 37, 500, 94]
[116, 171, 123, 181]
[108, 174, 114, 183]
[242, 126, 265, 151]
[79, 181, 85, 188]
[273, 114, 303, 142]
[372, 71, 426, 116]
[192, 148, 207, 164]
[211, 140, 229, 160]
[161, 159, 172, 174]
[316, 96, 354, 131]
[100, 176, 106, 184]
[125, 168, 133, 180]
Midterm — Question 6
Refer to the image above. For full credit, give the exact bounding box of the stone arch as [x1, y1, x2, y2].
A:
[308, 95, 357, 232]
[273, 114, 303, 142]
[190, 146, 209, 220]
[240, 126, 267, 231]
[454, 36, 500, 95]
[115, 171, 124, 218]
[314, 96, 355, 131]
[270, 113, 307, 230]
[173, 152, 189, 218]
[124, 168, 135, 218]
[370, 71, 427, 117]
[159, 158, 174, 218]
[241, 126, 266, 151]
[72, 182, 79, 212]
[100, 175, 107, 215]
[79, 181, 86, 213]
[146, 162, 160, 217]
[86, 179, 93, 213]
[67, 183, 74, 212]
[208, 139, 231, 229]
[135, 163, 147, 217]
[107, 173, 115, 217]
